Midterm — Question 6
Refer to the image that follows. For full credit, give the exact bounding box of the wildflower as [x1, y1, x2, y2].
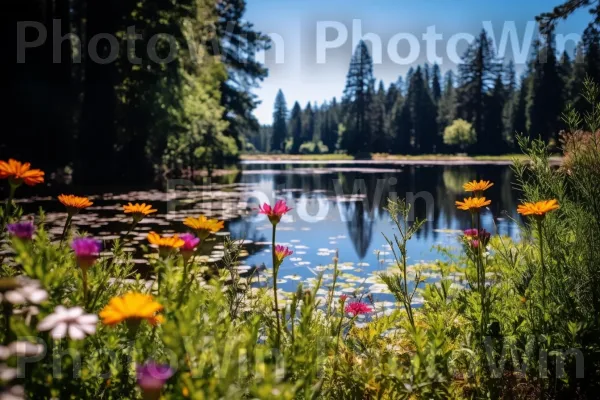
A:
[463, 229, 491, 247]
[37, 306, 98, 340]
[455, 197, 491, 212]
[7, 341, 44, 358]
[71, 238, 102, 270]
[274, 245, 293, 266]
[345, 302, 372, 316]
[123, 203, 157, 223]
[0, 278, 47, 305]
[6, 221, 34, 240]
[183, 216, 224, 240]
[147, 231, 184, 257]
[0, 159, 44, 187]
[179, 233, 200, 262]
[58, 194, 93, 215]
[517, 199, 560, 220]
[100, 292, 164, 327]
[259, 200, 292, 225]
[137, 362, 174, 400]
[0, 385, 24, 400]
[339, 294, 348, 302]
[463, 180, 493, 196]
[0, 364, 19, 383]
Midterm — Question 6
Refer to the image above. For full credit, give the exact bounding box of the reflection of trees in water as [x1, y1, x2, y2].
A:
[342, 200, 375, 260]
[239, 164, 521, 253]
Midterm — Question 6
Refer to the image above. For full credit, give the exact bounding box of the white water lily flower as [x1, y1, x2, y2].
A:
[37, 306, 98, 340]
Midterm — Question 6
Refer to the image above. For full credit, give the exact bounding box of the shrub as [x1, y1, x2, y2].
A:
[443, 119, 476, 149]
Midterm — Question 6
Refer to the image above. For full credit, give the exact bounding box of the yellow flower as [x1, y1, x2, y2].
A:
[123, 203, 157, 222]
[455, 197, 491, 212]
[147, 231, 184, 250]
[517, 200, 559, 219]
[183, 216, 224, 239]
[58, 194, 93, 215]
[100, 292, 164, 326]
[0, 159, 45, 187]
[463, 180, 493, 195]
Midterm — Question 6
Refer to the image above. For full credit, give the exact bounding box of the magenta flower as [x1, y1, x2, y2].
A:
[463, 228, 478, 237]
[137, 362, 174, 399]
[179, 233, 200, 262]
[6, 221, 34, 240]
[179, 233, 200, 251]
[259, 200, 292, 225]
[345, 302, 372, 316]
[274, 245, 293, 265]
[71, 238, 102, 269]
[339, 294, 348, 302]
[471, 239, 480, 249]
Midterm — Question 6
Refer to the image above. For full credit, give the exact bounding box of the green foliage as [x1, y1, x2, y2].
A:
[443, 119, 476, 149]
[298, 141, 329, 155]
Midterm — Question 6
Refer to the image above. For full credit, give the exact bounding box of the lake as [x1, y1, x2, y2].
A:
[15, 161, 522, 301]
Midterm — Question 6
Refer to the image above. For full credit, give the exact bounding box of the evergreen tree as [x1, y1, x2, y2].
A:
[483, 74, 506, 153]
[321, 98, 340, 152]
[438, 71, 457, 152]
[391, 98, 412, 154]
[502, 61, 518, 143]
[431, 64, 443, 103]
[527, 33, 564, 143]
[512, 78, 529, 140]
[289, 102, 303, 154]
[456, 30, 502, 153]
[302, 102, 315, 145]
[271, 90, 288, 152]
[370, 81, 388, 152]
[341, 41, 375, 154]
[406, 67, 438, 153]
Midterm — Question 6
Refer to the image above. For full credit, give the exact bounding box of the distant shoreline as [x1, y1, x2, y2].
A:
[240, 154, 563, 166]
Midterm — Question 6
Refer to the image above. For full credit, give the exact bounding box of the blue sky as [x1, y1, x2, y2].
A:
[245, 0, 591, 124]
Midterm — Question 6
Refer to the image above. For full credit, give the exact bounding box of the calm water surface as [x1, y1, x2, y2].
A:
[17, 162, 521, 300]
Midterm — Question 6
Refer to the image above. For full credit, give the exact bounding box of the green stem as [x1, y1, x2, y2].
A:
[2, 303, 13, 345]
[476, 212, 486, 336]
[82, 267, 89, 307]
[60, 214, 73, 245]
[271, 224, 281, 349]
[537, 219, 546, 322]
[326, 253, 339, 322]
[1, 184, 16, 233]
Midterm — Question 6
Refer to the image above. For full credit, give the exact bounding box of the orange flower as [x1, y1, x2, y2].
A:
[463, 180, 493, 195]
[0, 159, 44, 187]
[517, 200, 559, 219]
[123, 203, 157, 222]
[183, 216, 224, 239]
[100, 292, 164, 326]
[147, 231, 184, 250]
[455, 197, 491, 212]
[58, 194, 93, 215]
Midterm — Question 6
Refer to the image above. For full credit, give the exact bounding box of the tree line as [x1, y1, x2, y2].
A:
[4, 0, 269, 183]
[262, 26, 600, 155]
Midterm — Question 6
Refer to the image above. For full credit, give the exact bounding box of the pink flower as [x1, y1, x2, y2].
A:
[463, 229, 478, 237]
[339, 294, 348, 302]
[179, 233, 199, 262]
[345, 302, 372, 316]
[259, 200, 292, 225]
[471, 239, 480, 249]
[274, 245, 293, 265]
[71, 238, 102, 269]
[179, 233, 200, 252]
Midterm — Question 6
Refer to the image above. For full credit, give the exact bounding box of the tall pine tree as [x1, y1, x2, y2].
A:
[271, 90, 288, 152]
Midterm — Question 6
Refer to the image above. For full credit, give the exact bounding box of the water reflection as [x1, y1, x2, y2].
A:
[235, 163, 520, 290]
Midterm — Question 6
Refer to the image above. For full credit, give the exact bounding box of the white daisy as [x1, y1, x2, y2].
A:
[37, 306, 98, 340]
[2, 279, 48, 305]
